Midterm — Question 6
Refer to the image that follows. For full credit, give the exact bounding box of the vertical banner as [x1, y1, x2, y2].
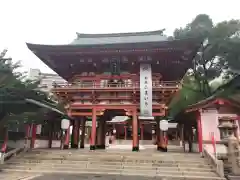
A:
[140, 64, 153, 119]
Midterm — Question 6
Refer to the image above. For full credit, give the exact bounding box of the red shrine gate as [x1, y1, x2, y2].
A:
[27, 30, 201, 151]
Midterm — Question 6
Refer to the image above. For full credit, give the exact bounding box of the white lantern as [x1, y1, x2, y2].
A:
[152, 130, 155, 134]
[61, 119, 70, 130]
[160, 120, 169, 131]
[36, 124, 42, 135]
[113, 129, 117, 134]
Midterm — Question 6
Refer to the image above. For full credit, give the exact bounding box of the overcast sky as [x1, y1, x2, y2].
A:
[0, 0, 239, 74]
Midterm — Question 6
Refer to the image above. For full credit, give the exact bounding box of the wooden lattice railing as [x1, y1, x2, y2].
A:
[52, 81, 179, 89]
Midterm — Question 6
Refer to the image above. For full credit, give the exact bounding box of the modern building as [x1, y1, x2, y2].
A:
[26, 30, 201, 151]
[28, 68, 66, 92]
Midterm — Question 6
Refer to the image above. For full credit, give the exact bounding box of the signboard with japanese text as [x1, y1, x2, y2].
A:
[140, 63, 153, 119]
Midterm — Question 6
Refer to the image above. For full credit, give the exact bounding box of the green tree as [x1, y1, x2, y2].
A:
[0, 49, 60, 126]
[175, 14, 240, 95]
[169, 14, 240, 116]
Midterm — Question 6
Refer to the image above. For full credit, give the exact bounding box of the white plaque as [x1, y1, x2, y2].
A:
[61, 119, 70, 130]
[160, 120, 169, 131]
[140, 63, 153, 118]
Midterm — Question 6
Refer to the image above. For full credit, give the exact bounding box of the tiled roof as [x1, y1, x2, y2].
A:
[71, 30, 168, 45]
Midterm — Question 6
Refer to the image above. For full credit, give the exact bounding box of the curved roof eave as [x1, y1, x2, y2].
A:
[26, 37, 202, 52]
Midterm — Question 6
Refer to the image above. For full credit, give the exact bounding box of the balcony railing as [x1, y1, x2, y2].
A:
[52, 81, 179, 89]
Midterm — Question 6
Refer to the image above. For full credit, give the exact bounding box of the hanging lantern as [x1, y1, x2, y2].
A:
[61, 119, 70, 130]
[159, 120, 169, 131]
[36, 124, 42, 135]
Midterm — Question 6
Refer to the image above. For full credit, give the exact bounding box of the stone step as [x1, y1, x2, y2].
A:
[14, 156, 207, 164]
[227, 175, 240, 180]
[1, 169, 226, 180]
[21, 153, 204, 158]
[26, 150, 193, 155]
[8, 159, 212, 168]
[0, 172, 41, 180]
[3, 162, 214, 172]
[1, 162, 217, 175]
[4, 150, 223, 180]
[25, 151, 202, 158]
[1, 164, 219, 177]
[26, 149, 198, 155]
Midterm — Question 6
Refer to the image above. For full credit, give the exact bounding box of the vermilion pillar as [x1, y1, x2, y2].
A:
[97, 120, 106, 149]
[140, 124, 144, 140]
[73, 119, 79, 149]
[100, 120, 106, 149]
[1, 127, 8, 153]
[71, 121, 75, 148]
[48, 121, 54, 148]
[158, 126, 167, 152]
[76, 120, 80, 146]
[156, 121, 160, 150]
[132, 109, 139, 151]
[72, 120, 79, 149]
[124, 125, 127, 140]
[80, 118, 86, 149]
[197, 110, 203, 153]
[96, 121, 101, 149]
[24, 124, 30, 149]
[90, 107, 97, 150]
[30, 124, 37, 149]
[64, 127, 70, 149]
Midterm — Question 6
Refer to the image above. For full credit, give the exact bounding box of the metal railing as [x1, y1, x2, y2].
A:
[52, 81, 179, 89]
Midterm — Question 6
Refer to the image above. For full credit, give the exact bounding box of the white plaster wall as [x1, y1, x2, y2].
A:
[201, 109, 221, 141]
[7, 139, 61, 149]
[34, 139, 61, 148]
[7, 140, 25, 148]
[204, 144, 227, 154]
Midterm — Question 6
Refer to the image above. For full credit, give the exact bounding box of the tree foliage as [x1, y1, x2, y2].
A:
[0, 49, 63, 127]
[169, 14, 240, 117]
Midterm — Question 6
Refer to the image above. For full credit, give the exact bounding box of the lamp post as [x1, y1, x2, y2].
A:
[61, 119, 70, 150]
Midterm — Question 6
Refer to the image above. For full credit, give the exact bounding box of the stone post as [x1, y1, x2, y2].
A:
[227, 135, 240, 175]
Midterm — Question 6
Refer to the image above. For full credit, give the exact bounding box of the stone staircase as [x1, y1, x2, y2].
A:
[0, 171, 41, 180]
[0, 149, 226, 180]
